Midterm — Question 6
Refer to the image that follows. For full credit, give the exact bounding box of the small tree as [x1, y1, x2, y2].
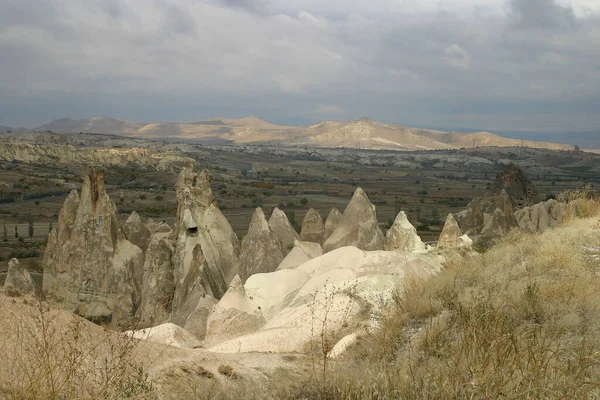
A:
[3, 224, 6, 241]
[28, 218, 34, 240]
[49, 222, 53, 232]
[15, 225, 18, 239]
[300, 197, 308, 206]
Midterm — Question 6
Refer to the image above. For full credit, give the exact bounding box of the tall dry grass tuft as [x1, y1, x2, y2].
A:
[0, 297, 154, 399]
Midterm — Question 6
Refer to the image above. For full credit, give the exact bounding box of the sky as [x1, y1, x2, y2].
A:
[1, 0, 599, 133]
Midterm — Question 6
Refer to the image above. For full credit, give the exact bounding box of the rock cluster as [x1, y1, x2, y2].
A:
[42, 169, 144, 327]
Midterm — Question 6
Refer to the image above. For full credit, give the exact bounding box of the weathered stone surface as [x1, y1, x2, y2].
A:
[239, 207, 285, 282]
[299, 208, 325, 244]
[208, 246, 443, 354]
[135, 232, 175, 326]
[204, 275, 265, 347]
[268, 207, 299, 254]
[42, 169, 143, 327]
[171, 167, 240, 328]
[277, 241, 323, 270]
[457, 189, 518, 236]
[489, 163, 539, 208]
[123, 211, 151, 253]
[324, 207, 343, 241]
[323, 187, 386, 253]
[126, 323, 202, 348]
[437, 213, 462, 250]
[386, 211, 427, 253]
[145, 219, 172, 234]
[515, 199, 566, 233]
[3, 258, 35, 295]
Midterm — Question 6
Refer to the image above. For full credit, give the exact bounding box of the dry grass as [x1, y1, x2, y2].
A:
[0, 296, 155, 399]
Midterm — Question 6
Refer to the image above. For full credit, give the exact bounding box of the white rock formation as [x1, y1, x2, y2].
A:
[125, 323, 202, 348]
[268, 207, 299, 254]
[3, 258, 35, 295]
[277, 241, 323, 270]
[299, 208, 326, 244]
[323, 187, 386, 253]
[515, 199, 566, 233]
[171, 167, 240, 331]
[437, 213, 462, 250]
[207, 246, 443, 354]
[386, 211, 427, 253]
[239, 207, 285, 282]
[324, 207, 343, 241]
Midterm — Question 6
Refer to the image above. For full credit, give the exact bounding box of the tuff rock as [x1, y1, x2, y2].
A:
[323, 187, 386, 253]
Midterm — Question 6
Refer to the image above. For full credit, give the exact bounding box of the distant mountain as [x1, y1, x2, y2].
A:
[0, 126, 15, 133]
[33, 116, 574, 151]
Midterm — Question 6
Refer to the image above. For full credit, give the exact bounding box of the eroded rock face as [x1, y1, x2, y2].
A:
[204, 275, 265, 347]
[323, 187, 386, 253]
[268, 207, 299, 254]
[386, 211, 427, 253]
[489, 163, 539, 208]
[42, 170, 143, 327]
[123, 211, 151, 253]
[277, 241, 323, 270]
[3, 258, 35, 295]
[135, 232, 175, 327]
[299, 208, 325, 244]
[239, 207, 285, 282]
[170, 167, 240, 335]
[437, 213, 462, 250]
[515, 199, 566, 233]
[324, 208, 343, 241]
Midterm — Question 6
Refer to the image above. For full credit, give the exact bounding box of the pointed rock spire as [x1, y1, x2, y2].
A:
[239, 207, 285, 282]
[324, 207, 343, 241]
[268, 207, 299, 253]
[437, 213, 462, 250]
[300, 208, 325, 244]
[323, 187, 386, 253]
[386, 211, 427, 253]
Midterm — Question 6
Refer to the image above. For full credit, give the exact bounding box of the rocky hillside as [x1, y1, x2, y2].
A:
[34, 116, 573, 151]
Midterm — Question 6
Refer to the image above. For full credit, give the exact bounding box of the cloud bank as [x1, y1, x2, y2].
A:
[0, 0, 598, 132]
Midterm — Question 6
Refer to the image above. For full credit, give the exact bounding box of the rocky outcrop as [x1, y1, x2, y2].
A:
[42, 169, 143, 327]
[135, 232, 175, 326]
[239, 207, 285, 282]
[386, 211, 427, 253]
[170, 167, 240, 336]
[324, 207, 343, 241]
[299, 209, 326, 244]
[515, 199, 566, 233]
[437, 213, 462, 250]
[3, 258, 35, 295]
[323, 187, 386, 253]
[207, 246, 443, 354]
[489, 163, 539, 208]
[268, 207, 299, 254]
[457, 190, 518, 236]
[277, 241, 323, 270]
[204, 275, 265, 347]
[123, 211, 151, 253]
[172, 167, 239, 293]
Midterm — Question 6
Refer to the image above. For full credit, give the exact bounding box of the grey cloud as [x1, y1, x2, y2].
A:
[0, 0, 599, 132]
[507, 0, 577, 30]
[216, 0, 269, 14]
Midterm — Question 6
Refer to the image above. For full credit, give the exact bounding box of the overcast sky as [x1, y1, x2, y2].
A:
[1, 0, 599, 133]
